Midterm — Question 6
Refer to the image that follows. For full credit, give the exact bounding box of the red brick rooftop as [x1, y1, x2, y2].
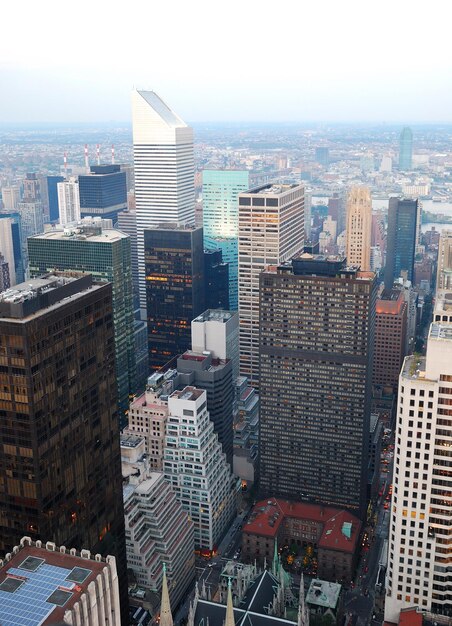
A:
[244, 498, 361, 553]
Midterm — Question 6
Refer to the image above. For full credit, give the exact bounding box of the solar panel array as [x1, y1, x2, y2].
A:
[0, 557, 92, 626]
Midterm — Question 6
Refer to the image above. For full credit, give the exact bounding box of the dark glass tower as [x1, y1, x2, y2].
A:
[78, 165, 127, 223]
[46, 175, 64, 222]
[145, 225, 205, 370]
[0, 273, 128, 620]
[259, 256, 376, 518]
[204, 249, 229, 310]
[399, 127, 413, 170]
[384, 197, 419, 290]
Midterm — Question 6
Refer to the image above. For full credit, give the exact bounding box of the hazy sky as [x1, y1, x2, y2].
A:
[1, 0, 451, 124]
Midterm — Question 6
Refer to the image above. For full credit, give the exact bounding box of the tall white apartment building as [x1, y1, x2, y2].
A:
[163, 386, 237, 550]
[385, 296, 452, 622]
[121, 434, 195, 608]
[57, 177, 80, 226]
[238, 183, 304, 386]
[131, 90, 195, 310]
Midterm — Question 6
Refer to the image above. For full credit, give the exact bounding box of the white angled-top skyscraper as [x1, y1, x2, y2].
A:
[131, 90, 195, 309]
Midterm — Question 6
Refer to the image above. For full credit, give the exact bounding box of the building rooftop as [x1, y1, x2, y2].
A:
[434, 290, 452, 315]
[30, 224, 129, 244]
[170, 386, 204, 402]
[120, 433, 144, 449]
[401, 355, 427, 381]
[244, 499, 360, 553]
[377, 288, 405, 314]
[0, 273, 98, 321]
[192, 309, 236, 323]
[429, 321, 452, 342]
[0, 537, 113, 626]
[136, 90, 188, 128]
[306, 579, 341, 609]
[134, 473, 163, 495]
[242, 183, 301, 196]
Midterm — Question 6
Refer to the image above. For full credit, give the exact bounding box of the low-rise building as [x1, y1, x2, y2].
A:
[306, 578, 342, 623]
[242, 498, 361, 584]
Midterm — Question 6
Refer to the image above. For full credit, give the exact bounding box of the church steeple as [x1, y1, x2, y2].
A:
[272, 538, 279, 578]
[298, 572, 309, 626]
[223, 577, 235, 626]
[159, 563, 174, 626]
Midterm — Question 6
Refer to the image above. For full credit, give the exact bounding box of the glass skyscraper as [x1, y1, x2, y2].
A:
[78, 165, 127, 223]
[202, 170, 249, 310]
[399, 126, 413, 170]
[28, 223, 136, 419]
[384, 197, 419, 290]
[145, 225, 205, 370]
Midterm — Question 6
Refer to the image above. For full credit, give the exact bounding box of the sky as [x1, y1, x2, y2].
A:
[1, 0, 451, 124]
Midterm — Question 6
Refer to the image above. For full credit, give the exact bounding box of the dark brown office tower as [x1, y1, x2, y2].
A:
[373, 288, 407, 392]
[259, 255, 376, 518]
[0, 272, 128, 620]
[145, 225, 205, 370]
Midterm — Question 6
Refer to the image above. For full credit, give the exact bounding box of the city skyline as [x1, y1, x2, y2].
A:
[0, 1, 451, 124]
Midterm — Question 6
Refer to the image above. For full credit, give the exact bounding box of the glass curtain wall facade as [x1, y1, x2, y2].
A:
[145, 226, 205, 370]
[27, 228, 135, 417]
[202, 170, 249, 310]
[384, 197, 419, 290]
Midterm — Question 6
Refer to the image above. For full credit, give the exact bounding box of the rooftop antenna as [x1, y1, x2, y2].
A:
[111, 144, 115, 165]
[84, 144, 89, 173]
[63, 152, 67, 176]
[96, 144, 100, 166]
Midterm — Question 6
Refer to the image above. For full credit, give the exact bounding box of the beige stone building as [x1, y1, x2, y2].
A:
[345, 186, 372, 271]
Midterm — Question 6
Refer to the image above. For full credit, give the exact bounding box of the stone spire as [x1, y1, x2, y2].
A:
[298, 573, 309, 626]
[223, 577, 235, 626]
[272, 539, 279, 578]
[159, 563, 173, 626]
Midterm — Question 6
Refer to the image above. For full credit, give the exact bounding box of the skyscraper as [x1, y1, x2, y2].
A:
[204, 248, 229, 310]
[57, 177, 81, 225]
[46, 175, 64, 222]
[78, 165, 127, 223]
[145, 225, 204, 370]
[384, 197, 419, 290]
[0, 273, 127, 618]
[28, 222, 136, 416]
[238, 183, 304, 387]
[0, 217, 21, 286]
[117, 207, 139, 308]
[132, 90, 195, 310]
[373, 287, 407, 393]
[385, 291, 452, 622]
[192, 309, 240, 380]
[202, 170, 250, 309]
[259, 255, 376, 517]
[0, 254, 10, 292]
[1, 186, 20, 210]
[436, 229, 452, 290]
[345, 186, 372, 271]
[399, 126, 413, 170]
